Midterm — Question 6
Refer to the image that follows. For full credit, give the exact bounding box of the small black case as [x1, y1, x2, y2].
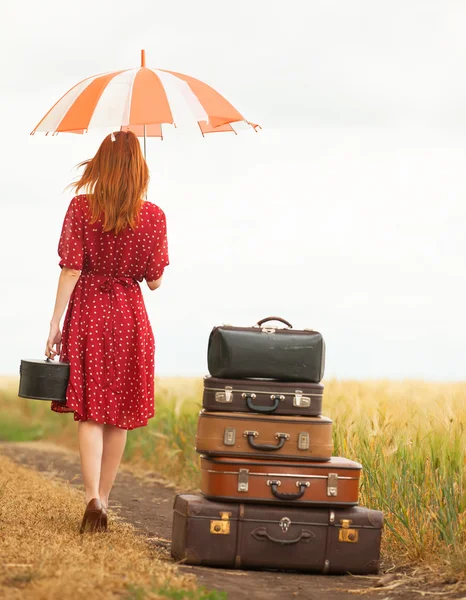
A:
[18, 358, 70, 402]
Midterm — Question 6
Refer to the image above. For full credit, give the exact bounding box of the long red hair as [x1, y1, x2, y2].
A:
[71, 131, 149, 234]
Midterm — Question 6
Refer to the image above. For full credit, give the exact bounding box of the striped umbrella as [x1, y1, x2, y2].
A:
[31, 50, 259, 156]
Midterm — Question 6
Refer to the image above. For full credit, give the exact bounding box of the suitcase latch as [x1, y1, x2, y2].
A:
[338, 519, 359, 543]
[215, 386, 233, 403]
[279, 517, 291, 532]
[261, 327, 276, 333]
[298, 432, 310, 450]
[223, 427, 236, 446]
[238, 469, 249, 492]
[293, 390, 311, 408]
[327, 473, 338, 496]
[210, 511, 232, 535]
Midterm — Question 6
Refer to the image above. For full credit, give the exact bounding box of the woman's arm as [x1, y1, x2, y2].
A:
[147, 275, 163, 291]
[45, 268, 81, 358]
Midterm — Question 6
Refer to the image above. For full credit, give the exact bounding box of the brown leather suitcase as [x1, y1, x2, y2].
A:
[200, 456, 361, 506]
[196, 411, 333, 461]
[203, 377, 324, 416]
[171, 494, 383, 574]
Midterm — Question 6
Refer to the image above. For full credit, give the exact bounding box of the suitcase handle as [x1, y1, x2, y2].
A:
[256, 316, 293, 329]
[251, 527, 314, 545]
[245, 394, 281, 413]
[268, 480, 310, 501]
[244, 431, 290, 451]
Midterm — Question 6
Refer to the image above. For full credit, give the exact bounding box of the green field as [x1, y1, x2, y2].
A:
[1, 377, 465, 575]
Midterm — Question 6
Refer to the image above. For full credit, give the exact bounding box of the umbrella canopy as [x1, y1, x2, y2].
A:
[31, 50, 259, 140]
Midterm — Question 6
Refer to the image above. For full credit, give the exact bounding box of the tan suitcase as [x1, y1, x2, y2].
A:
[196, 411, 333, 461]
[200, 456, 361, 506]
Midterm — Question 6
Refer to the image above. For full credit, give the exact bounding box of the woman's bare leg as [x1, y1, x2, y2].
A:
[78, 420, 104, 504]
[98, 424, 128, 509]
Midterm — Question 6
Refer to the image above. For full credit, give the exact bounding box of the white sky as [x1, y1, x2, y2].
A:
[1, 0, 465, 380]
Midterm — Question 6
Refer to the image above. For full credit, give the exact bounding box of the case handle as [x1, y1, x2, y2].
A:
[268, 480, 310, 501]
[245, 394, 280, 413]
[256, 316, 293, 329]
[244, 431, 290, 451]
[251, 527, 314, 545]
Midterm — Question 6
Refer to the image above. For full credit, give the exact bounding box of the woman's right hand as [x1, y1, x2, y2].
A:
[45, 322, 62, 359]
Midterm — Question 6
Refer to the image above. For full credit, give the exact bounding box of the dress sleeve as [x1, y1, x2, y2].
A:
[58, 196, 84, 270]
[144, 208, 169, 281]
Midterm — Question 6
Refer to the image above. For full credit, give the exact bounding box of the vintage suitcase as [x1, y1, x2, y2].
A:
[207, 316, 325, 383]
[172, 494, 382, 574]
[200, 456, 361, 506]
[203, 377, 324, 416]
[196, 411, 333, 461]
[18, 358, 69, 402]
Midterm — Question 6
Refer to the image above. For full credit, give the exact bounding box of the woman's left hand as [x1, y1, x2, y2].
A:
[45, 323, 62, 359]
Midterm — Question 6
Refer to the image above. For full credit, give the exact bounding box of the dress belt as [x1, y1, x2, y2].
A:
[82, 273, 139, 391]
[81, 273, 138, 289]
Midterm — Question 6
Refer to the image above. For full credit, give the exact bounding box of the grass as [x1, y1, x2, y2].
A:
[1, 376, 465, 576]
[327, 380, 466, 571]
[0, 453, 204, 600]
[125, 585, 227, 600]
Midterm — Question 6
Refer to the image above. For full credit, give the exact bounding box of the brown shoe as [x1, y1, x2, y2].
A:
[80, 498, 104, 534]
[100, 505, 108, 532]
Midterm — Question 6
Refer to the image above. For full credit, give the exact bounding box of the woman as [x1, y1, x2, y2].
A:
[45, 131, 169, 534]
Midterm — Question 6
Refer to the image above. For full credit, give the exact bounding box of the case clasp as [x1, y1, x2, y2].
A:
[298, 432, 310, 450]
[210, 511, 232, 535]
[215, 386, 233, 403]
[338, 519, 359, 543]
[293, 390, 311, 408]
[238, 469, 249, 492]
[223, 427, 236, 446]
[327, 473, 338, 497]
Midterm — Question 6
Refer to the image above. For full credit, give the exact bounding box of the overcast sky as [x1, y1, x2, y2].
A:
[1, 0, 465, 380]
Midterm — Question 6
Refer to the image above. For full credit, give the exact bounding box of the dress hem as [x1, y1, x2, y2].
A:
[51, 385, 154, 431]
[51, 405, 154, 430]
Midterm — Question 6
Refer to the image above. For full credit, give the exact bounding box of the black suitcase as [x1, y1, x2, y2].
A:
[203, 377, 324, 416]
[207, 317, 325, 383]
[172, 494, 383, 574]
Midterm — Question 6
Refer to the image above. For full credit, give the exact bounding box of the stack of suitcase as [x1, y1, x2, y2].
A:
[171, 317, 383, 574]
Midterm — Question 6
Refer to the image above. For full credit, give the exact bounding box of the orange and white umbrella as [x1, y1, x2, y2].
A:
[31, 50, 259, 149]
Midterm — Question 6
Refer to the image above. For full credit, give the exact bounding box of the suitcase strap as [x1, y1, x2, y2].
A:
[267, 479, 311, 501]
[245, 431, 290, 451]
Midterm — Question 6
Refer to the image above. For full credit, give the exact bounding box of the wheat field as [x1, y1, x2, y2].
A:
[0, 377, 465, 576]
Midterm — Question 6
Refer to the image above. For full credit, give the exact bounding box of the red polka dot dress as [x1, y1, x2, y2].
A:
[51, 195, 169, 430]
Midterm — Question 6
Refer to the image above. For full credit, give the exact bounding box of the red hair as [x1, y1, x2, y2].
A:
[71, 131, 149, 234]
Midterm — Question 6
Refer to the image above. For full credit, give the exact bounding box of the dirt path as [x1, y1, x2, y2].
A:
[0, 441, 463, 600]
